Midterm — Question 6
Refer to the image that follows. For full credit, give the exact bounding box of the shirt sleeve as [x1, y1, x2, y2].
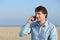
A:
[19, 23, 31, 37]
[49, 25, 57, 40]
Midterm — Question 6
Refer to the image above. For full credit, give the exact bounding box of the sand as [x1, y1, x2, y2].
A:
[0, 27, 59, 40]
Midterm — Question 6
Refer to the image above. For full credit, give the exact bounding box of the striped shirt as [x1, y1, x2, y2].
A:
[19, 20, 57, 40]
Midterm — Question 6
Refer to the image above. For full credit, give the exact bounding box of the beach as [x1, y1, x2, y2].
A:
[0, 27, 60, 40]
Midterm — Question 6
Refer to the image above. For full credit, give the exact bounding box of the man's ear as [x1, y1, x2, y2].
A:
[45, 14, 47, 18]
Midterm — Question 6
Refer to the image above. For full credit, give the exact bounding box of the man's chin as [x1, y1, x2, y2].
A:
[37, 19, 40, 21]
[37, 20, 40, 22]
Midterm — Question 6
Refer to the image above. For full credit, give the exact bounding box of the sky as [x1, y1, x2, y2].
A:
[0, 0, 60, 26]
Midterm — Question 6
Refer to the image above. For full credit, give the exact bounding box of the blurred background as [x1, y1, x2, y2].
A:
[0, 0, 60, 40]
[0, 0, 60, 26]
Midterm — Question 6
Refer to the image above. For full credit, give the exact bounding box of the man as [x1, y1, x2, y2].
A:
[19, 5, 57, 40]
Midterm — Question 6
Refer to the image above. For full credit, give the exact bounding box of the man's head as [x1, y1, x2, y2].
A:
[35, 6, 48, 22]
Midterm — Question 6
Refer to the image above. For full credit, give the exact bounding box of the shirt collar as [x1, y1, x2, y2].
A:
[43, 20, 48, 27]
[36, 20, 48, 27]
[36, 20, 49, 32]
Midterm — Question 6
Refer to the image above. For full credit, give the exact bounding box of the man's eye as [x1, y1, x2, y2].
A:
[37, 13, 40, 15]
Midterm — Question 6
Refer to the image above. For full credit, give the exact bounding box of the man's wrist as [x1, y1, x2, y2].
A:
[27, 21, 31, 24]
[27, 22, 31, 24]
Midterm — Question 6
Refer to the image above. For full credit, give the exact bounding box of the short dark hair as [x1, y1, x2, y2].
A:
[35, 5, 48, 18]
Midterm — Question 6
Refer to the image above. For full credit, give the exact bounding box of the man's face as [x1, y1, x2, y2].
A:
[35, 11, 46, 22]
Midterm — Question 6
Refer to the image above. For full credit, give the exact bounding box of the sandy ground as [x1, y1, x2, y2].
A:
[0, 27, 59, 40]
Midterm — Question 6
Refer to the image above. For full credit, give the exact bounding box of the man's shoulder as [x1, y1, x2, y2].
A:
[48, 21, 55, 27]
[48, 21, 56, 30]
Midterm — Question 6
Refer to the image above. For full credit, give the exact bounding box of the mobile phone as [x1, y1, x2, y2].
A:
[31, 16, 36, 22]
[33, 16, 36, 21]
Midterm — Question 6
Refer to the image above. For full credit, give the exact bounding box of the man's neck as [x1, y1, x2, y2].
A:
[38, 19, 46, 26]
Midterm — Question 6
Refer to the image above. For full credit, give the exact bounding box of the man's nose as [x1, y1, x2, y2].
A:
[36, 14, 39, 18]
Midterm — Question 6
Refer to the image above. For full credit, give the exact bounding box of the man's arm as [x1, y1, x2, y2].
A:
[49, 25, 57, 40]
[19, 23, 31, 37]
[19, 16, 35, 37]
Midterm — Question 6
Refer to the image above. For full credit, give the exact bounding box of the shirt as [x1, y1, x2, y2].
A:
[19, 21, 57, 40]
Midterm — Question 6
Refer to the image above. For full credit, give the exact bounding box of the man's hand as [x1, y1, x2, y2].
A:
[27, 16, 35, 24]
